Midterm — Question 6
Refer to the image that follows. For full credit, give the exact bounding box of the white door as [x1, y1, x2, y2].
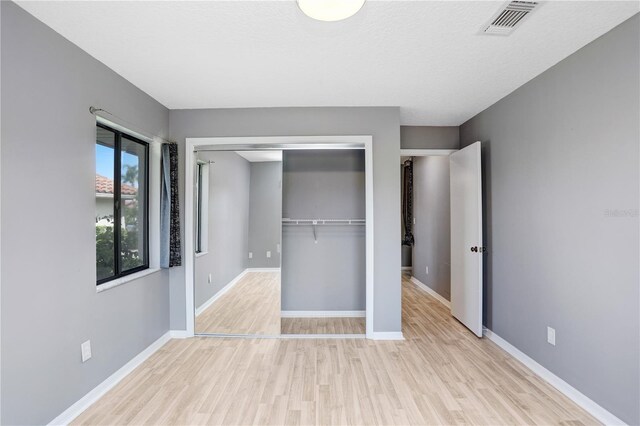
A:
[450, 142, 483, 337]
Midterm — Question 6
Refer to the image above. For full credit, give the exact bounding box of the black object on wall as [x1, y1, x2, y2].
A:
[402, 158, 414, 246]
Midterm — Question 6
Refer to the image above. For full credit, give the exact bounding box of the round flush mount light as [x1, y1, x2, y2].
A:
[297, 0, 366, 22]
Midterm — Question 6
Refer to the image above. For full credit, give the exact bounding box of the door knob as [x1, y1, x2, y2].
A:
[470, 246, 477, 252]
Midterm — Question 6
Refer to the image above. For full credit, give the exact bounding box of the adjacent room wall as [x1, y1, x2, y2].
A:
[169, 107, 402, 333]
[460, 14, 639, 424]
[411, 156, 451, 300]
[248, 161, 282, 269]
[1, 3, 170, 424]
[194, 152, 250, 310]
[401, 126, 459, 150]
[281, 150, 365, 311]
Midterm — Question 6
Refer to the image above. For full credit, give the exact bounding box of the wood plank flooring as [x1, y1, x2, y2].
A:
[74, 274, 598, 425]
[195, 271, 281, 335]
[281, 317, 365, 335]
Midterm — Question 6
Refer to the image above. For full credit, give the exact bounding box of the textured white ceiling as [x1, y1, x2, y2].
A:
[16, 1, 639, 125]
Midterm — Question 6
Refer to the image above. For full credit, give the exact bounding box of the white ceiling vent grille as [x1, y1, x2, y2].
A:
[482, 1, 539, 36]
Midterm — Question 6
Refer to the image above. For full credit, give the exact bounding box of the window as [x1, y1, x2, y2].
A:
[195, 161, 209, 254]
[96, 123, 149, 284]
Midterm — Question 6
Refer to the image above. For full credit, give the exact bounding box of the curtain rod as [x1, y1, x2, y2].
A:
[89, 106, 172, 144]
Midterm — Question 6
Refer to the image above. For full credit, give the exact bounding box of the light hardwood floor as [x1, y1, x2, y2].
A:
[195, 271, 281, 335]
[281, 317, 365, 335]
[74, 274, 597, 425]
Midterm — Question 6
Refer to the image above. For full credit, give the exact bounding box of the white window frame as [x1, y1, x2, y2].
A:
[194, 161, 209, 256]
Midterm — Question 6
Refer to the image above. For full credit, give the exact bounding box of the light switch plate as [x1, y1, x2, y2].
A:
[208, 273, 212, 283]
[249, 252, 253, 259]
[266, 251, 271, 258]
[547, 327, 556, 346]
[81, 340, 92, 362]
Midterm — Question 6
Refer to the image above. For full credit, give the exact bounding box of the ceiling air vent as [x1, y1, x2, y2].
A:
[482, 1, 539, 36]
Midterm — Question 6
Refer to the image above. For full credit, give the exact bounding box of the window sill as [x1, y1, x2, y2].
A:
[96, 268, 161, 293]
[195, 251, 208, 258]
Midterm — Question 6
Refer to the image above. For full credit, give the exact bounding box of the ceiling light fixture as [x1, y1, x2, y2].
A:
[297, 0, 366, 22]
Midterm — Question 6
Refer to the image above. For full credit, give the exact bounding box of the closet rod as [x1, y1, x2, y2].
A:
[282, 219, 365, 225]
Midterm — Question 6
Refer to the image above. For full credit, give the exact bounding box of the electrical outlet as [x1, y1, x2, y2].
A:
[81, 340, 92, 363]
[208, 273, 212, 283]
[426, 266, 429, 275]
[266, 251, 271, 258]
[276, 244, 281, 253]
[547, 326, 556, 346]
[249, 252, 253, 259]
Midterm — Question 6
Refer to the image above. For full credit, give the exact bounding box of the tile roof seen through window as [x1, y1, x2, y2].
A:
[96, 174, 137, 195]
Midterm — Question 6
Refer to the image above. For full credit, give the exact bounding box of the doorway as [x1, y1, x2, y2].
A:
[400, 145, 484, 337]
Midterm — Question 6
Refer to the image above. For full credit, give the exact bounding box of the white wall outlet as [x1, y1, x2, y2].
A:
[426, 266, 429, 275]
[547, 326, 556, 346]
[276, 244, 281, 253]
[208, 273, 212, 283]
[266, 251, 271, 258]
[81, 340, 92, 363]
[413, 218, 416, 225]
[248, 252, 253, 259]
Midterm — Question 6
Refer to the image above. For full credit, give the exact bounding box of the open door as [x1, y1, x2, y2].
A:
[450, 142, 483, 337]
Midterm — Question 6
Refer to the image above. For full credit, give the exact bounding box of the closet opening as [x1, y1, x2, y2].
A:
[183, 136, 374, 339]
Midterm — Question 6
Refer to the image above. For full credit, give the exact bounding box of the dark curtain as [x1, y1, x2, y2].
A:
[161, 143, 182, 268]
[402, 158, 414, 246]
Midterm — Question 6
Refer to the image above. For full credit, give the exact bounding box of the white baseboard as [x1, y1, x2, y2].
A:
[169, 330, 190, 339]
[281, 310, 365, 318]
[483, 329, 625, 425]
[48, 331, 172, 425]
[401, 266, 413, 271]
[247, 267, 281, 272]
[281, 334, 366, 339]
[410, 276, 451, 309]
[370, 332, 405, 340]
[195, 269, 248, 317]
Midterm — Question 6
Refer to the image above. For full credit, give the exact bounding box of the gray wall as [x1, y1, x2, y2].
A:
[401, 126, 459, 150]
[460, 14, 639, 425]
[169, 107, 401, 333]
[401, 246, 412, 268]
[411, 157, 451, 300]
[1, 3, 170, 424]
[248, 161, 282, 269]
[281, 150, 365, 311]
[194, 152, 250, 310]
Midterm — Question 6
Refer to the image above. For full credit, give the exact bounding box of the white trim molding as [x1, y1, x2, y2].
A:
[281, 310, 365, 318]
[247, 267, 281, 272]
[281, 334, 366, 339]
[410, 276, 451, 309]
[400, 149, 457, 157]
[48, 332, 172, 425]
[370, 332, 405, 340]
[483, 328, 626, 426]
[195, 269, 248, 317]
[185, 135, 374, 339]
[169, 330, 190, 339]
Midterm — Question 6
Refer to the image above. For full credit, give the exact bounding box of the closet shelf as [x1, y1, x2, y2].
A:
[282, 219, 365, 243]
